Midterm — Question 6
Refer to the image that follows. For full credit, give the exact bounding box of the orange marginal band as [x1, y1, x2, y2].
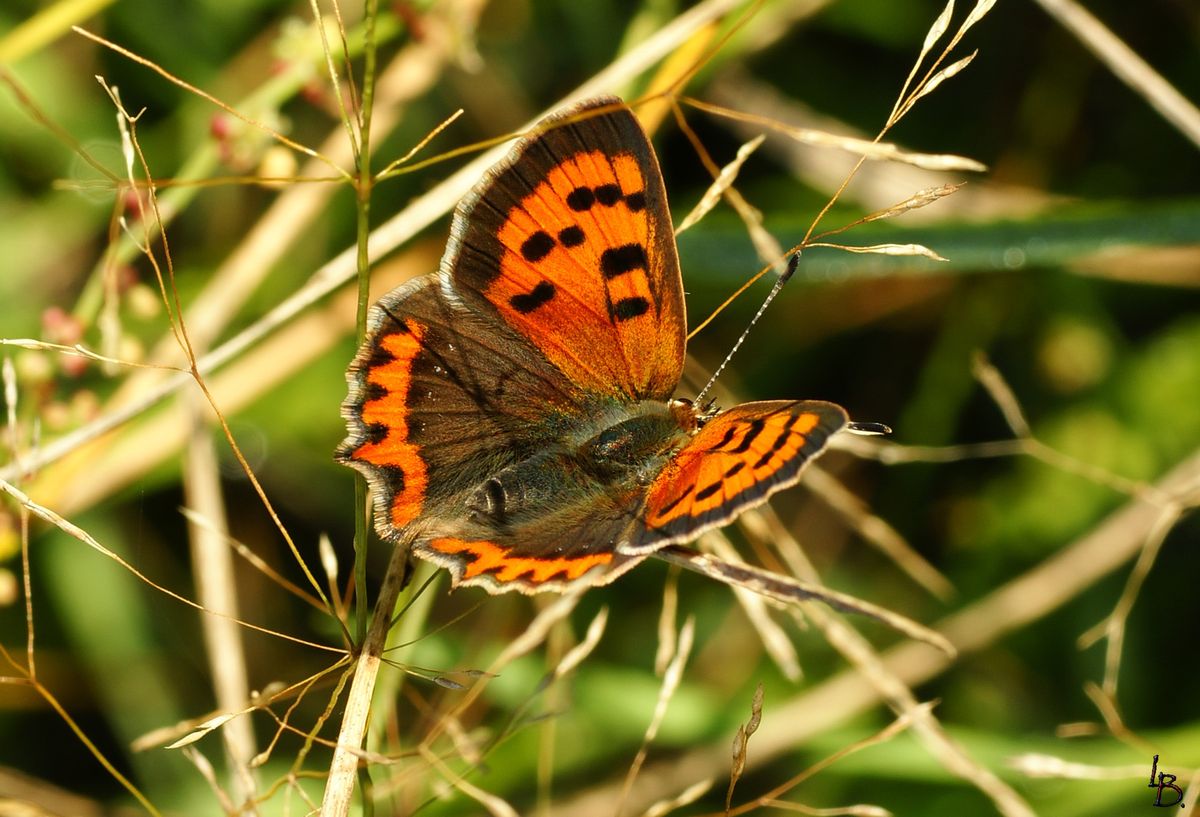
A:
[352, 321, 429, 528]
[646, 410, 821, 528]
[429, 538, 613, 584]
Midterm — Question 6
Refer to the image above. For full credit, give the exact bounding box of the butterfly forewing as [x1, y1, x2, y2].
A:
[623, 400, 849, 554]
[447, 97, 686, 401]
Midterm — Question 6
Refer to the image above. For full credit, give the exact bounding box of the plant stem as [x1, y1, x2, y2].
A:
[320, 537, 409, 816]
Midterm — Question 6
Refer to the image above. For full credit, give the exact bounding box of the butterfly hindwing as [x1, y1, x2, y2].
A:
[338, 274, 583, 542]
[416, 490, 645, 594]
[624, 400, 849, 554]
[447, 96, 686, 401]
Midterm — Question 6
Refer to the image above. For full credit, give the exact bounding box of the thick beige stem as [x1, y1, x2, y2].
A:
[183, 399, 257, 808]
[320, 542, 409, 816]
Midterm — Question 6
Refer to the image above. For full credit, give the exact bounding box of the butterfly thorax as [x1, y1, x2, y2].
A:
[464, 400, 689, 532]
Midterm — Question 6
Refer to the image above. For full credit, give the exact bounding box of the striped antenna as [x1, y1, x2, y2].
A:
[693, 252, 800, 406]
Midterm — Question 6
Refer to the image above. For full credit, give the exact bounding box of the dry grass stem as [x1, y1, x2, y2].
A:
[971, 352, 1032, 437]
[183, 399, 257, 804]
[831, 184, 968, 236]
[1032, 0, 1200, 148]
[685, 97, 985, 172]
[420, 589, 585, 752]
[74, 27, 347, 174]
[1080, 503, 1184, 698]
[725, 703, 928, 816]
[1009, 753, 1177, 780]
[551, 606, 609, 682]
[0, 476, 340, 652]
[676, 134, 765, 234]
[700, 531, 802, 681]
[752, 509, 1034, 817]
[802, 465, 954, 600]
[306, 0, 361, 162]
[181, 745, 237, 814]
[891, 0, 996, 124]
[655, 544, 954, 656]
[318, 533, 345, 623]
[2, 357, 21, 476]
[633, 22, 722, 136]
[672, 102, 786, 274]
[973, 353, 1175, 503]
[756, 796, 884, 812]
[619, 616, 696, 816]
[707, 72, 1045, 224]
[557, 448, 1200, 816]
[811, 242, 948, 262]
[179, 510, 333, 609]
[320, 539, 411, 816]
[378, 108, 464, 177]
[1080, 682, 1154, 754]
[639, 779, 715, 817]
[725, 682, 764, 813]
[654, 568, 680, 676]
[418, 744, 520, 817]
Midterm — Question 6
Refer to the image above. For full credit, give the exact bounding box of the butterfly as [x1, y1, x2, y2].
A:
[338, 96, 886, 614]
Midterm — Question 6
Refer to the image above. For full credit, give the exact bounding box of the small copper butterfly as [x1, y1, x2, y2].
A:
[338, 97, 856, 596]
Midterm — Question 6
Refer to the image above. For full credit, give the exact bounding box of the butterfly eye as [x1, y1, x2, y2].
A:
[468, 477, 509, 525]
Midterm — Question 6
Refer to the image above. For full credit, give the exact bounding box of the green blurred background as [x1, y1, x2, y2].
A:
[1, 0, 1198, 814]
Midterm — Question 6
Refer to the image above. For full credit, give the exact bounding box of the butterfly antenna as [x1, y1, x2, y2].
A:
[694, 252, 800, 405]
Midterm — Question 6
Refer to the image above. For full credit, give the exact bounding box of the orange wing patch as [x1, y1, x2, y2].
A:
[429, 537, 613, 584]
[644, 409, 823, 530]
[487, 149, 669, 396]
[348, 321, 429, 528]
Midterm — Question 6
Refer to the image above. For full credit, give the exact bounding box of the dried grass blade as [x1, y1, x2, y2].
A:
[654, 545, 955, 656]
[620, 617, 696, 814]
[701, 531, 801, 681]
[818, 242, 948, 262]
[891, 0, 956, 122]
[677, 135, 764, 234]
[726, 682, 765, 813]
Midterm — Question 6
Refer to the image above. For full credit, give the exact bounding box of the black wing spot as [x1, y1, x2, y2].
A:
[694, 481, 723, 502]
[367, 345, 396, 368]
[625, 191, 646, 212]
[566, 186, 595, 211]
[510, 281, 556, 313]
[364, 422, 389, 445]
[557, 225, 585, 247]
[595, 183, 622, 206]
[656, 485, 694, 518]
[520, 230, 555, 262]
[724, 461, 746, 478]
[612, 296, 649, 322]
[712, 426, 738, 450]
[378, 464, 406, 493]
[364, 382, 388, 402]
[752, 416, 801, 469]
[600, 243, 648, 279]
[729, 418, 767, 454]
